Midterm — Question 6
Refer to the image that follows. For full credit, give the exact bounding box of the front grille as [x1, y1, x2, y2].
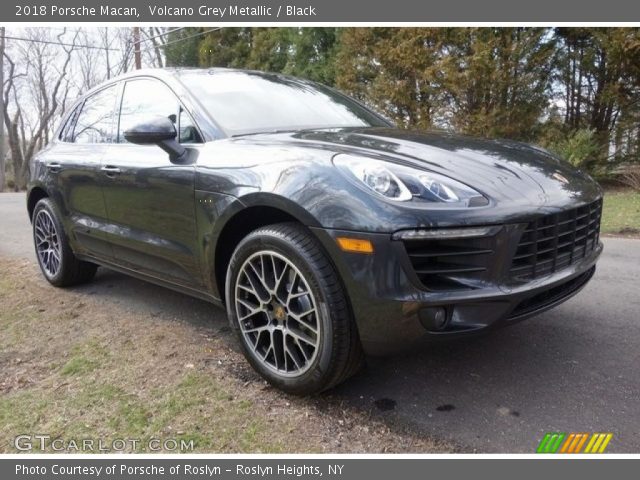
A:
[510, 200, 602, 281]
[403, 236, 495, 290]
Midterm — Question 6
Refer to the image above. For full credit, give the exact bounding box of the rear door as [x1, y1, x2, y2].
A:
[47, 83, 120, 260]
[101, 77, 204, 288]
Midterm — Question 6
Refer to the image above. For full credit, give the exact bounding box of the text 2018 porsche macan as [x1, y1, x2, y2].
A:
[28, 69, 602, 394]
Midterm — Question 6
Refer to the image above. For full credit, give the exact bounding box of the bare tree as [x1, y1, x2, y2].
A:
[3, 28, 77, 190]
[74, 29, 102, 91]
[0, 26, 5, 191]
[117, 28, 135, 74]
[144, 27, 166, 68]
[0, 27, 165, 190]
[100, 27, 112, 80]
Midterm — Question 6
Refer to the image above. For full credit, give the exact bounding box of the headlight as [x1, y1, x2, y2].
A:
[332, 155, 412, 201]
[333, 154, 488, 207]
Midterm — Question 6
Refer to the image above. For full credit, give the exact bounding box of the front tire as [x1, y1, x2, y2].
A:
[32, 198, 97, 287]
[225, 223, 363, 395]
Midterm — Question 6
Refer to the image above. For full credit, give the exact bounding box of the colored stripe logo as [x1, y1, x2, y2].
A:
[537, 433, 613, 453]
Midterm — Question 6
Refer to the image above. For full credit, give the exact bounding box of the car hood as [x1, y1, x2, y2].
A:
[288, 127, 601, 208]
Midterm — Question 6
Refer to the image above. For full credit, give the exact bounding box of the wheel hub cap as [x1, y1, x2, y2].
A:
[273, 303, 286, 322]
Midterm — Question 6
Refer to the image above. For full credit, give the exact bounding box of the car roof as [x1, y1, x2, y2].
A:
[91, 67, 305, 91]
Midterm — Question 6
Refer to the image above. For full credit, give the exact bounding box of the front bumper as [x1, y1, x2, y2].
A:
[310, 220, 602, 355]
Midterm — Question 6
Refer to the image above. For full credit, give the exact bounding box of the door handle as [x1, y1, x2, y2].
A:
[101, 165, 121, 177]
[46, 162, 61, 173]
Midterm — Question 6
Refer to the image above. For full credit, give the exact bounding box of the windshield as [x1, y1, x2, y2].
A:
[178, 70, 390, 136]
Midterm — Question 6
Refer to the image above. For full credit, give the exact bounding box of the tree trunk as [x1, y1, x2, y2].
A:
[133, 27, 142, 69]
[149, 28, 164, 68]
[0, 27, 5, 192]
[575, 44, 584, 127]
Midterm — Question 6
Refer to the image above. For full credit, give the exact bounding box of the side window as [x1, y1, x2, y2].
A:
[178, 107, 202, 144]
[72, 85, 119, 144]
[58, 104, 81, 142]
[118, 78, 202, 144]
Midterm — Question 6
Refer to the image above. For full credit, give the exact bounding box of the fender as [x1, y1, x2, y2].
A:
[26, 181, 50, 220]
[234, 192, 324, 228]
[195, 190, 324, 299]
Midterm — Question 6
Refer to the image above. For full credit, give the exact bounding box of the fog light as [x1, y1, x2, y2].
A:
[419, 307, 449, 331]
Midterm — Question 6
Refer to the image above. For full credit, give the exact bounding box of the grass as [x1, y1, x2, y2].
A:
[602, 188, 640, 235]
[0, 291, 291, 453]
[0, 258, 447, 454]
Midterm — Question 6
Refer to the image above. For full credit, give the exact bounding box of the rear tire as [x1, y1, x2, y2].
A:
[226, 222, 364, 395]
[32, 198, 97, 287]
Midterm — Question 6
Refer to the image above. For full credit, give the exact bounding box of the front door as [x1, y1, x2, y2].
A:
[101, 77, 204, 288]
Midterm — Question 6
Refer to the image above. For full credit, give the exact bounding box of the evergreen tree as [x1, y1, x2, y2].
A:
[440, 28, 556, 140]
[164, 28, 203, 67]
[336, 28, 444, 130]
[164, 26, 640, 174]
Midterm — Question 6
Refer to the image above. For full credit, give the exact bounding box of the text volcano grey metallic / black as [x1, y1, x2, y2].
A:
[28, 68, 603, 394]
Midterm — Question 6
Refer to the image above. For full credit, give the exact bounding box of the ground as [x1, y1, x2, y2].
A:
[1, 191, 639, 453]
[0, 257, 448, 453]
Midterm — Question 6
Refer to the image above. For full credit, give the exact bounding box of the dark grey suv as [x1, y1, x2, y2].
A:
[28, 68, 603, 394]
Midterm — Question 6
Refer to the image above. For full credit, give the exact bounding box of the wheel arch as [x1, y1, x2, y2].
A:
[27, 185, 49, 221]
[211, 193, 323, 303]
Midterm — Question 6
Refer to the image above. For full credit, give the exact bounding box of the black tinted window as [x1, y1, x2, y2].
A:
[178, 107, 202, 143]
[59, 104, 81, 142]
[118, 79, 181, 143]
[73, 85, 119, 144]
[179, 71, 389, 136]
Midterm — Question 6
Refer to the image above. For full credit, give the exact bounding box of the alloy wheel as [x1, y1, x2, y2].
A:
[235, 250, 321, 377]
[34, 209, 62, 277]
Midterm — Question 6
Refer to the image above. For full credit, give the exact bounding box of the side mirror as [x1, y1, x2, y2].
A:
[124, 117, 187, 163]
